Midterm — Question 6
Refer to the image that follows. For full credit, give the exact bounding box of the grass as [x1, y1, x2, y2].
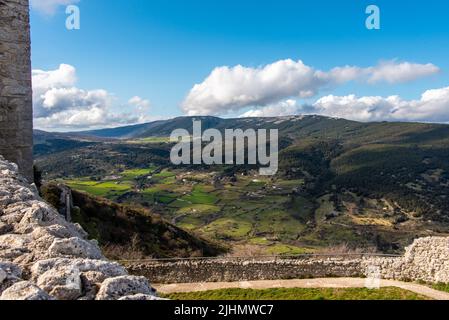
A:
[351, 215, 393, 227]
[122, 167, 156, 178]
[315, 195, 335, 222]
[288, 196, 314, 222]
[182, 186, 218, 205]
[177, 216, 204, 230]
[142, 187, 178, 204]
[265, 244, 314, 255]
[154, 170, 176, 178]
[132, 137, 171, 144]
[176, 204, 220, 215]
[254, 210, 306, 238]
[164, 287, 429, 300]
[432, 283, 449, 293]
[275, 179, 305, 189]
[202, 218, 253, 239]
[249, 237, 271, 245]
[66, 180, 132, 198]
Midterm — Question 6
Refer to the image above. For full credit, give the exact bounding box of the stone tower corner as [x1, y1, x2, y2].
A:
[0, 0, 34, 181]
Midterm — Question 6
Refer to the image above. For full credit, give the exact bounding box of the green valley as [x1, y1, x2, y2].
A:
[34, 115, 449, 257]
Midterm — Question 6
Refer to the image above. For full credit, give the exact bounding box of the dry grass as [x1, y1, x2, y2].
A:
[319, 243, 378, 255]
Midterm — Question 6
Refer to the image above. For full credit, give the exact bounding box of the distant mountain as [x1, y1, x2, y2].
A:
[73, 122, 157, 139]
[64, 115, 357, 140]
[68, 116, 226, 139]
[33, 129, 117, 157]
[50, 115, 449, 147]
[33, 129, 79, 144]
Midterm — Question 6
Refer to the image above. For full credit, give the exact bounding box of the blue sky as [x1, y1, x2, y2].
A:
[30, 0, 449, 130]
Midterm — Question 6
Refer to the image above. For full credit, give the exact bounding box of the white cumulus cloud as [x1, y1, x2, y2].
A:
[30, 0, 80, 15]
[128, 96, 151, 112]
[32, 64, 77, 93]
[32, 64, 156, 130]
[240, 86, 449, 123]
[182, 59, 439, 116]
[313, 87, 449, 123]
[365, 61, 440, 84]
[127, 96, 154, 124]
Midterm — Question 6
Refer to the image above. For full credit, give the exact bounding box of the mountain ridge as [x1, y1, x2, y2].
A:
[35, 115, 449, 150]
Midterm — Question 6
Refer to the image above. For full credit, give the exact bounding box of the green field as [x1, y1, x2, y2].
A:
[181, 186, 218, 205]
[127, 137, 171, 144]
[122, 167, 156, 179]
[65, 163, 395, 255]
[433, 283, 449, 293]
[63, 167, 321, 254]
[66, 180, 133, 197]
[164, 287, 429, 300]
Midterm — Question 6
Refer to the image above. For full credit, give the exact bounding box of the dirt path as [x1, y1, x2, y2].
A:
[154, 278, 449, 300]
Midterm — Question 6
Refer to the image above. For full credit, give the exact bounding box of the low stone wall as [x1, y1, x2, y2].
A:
[0, 156, 160, 300]
[127, 257, 365, 284]
[127, 237, 449, 285]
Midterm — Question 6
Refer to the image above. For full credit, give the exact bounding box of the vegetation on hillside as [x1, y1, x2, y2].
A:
[164, 287, 429, 300]
[34, 116, 449, 255]
[40, 183, 226, 259]
[432, 283, 449, 293]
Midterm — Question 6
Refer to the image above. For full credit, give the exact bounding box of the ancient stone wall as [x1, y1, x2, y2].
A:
[0, 156, 160, 300]
[365, 237, 449, 284]
[0, 0, 34, 181]
[127, 237, 449, 285]
[127, 258, 365, 284]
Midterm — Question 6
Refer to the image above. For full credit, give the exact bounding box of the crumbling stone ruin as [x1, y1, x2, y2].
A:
[0, 157, 160, 300]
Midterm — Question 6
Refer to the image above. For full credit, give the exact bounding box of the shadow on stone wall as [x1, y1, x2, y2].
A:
[126, 237, 449, 285]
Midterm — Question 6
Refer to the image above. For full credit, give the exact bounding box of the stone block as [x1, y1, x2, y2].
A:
[0, 0, 33, 181]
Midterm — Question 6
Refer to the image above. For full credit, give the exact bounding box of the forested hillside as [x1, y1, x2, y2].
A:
[40, 183, 225, 259]
[34, 116, 449, 254]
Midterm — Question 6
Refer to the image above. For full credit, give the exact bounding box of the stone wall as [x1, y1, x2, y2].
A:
[0, 0, 34, 181]
[0, 156, 160, 300]
[365, 237, 449, 284]
[127, 258, 365, 284]
[127, 237, 449, 285]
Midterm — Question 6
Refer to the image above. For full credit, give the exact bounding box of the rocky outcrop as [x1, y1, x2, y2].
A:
[1, 281, 52, 300]
[127, 237, 449, 285]
[96, 276, 155, 300]
[0, 156, 160, 300]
